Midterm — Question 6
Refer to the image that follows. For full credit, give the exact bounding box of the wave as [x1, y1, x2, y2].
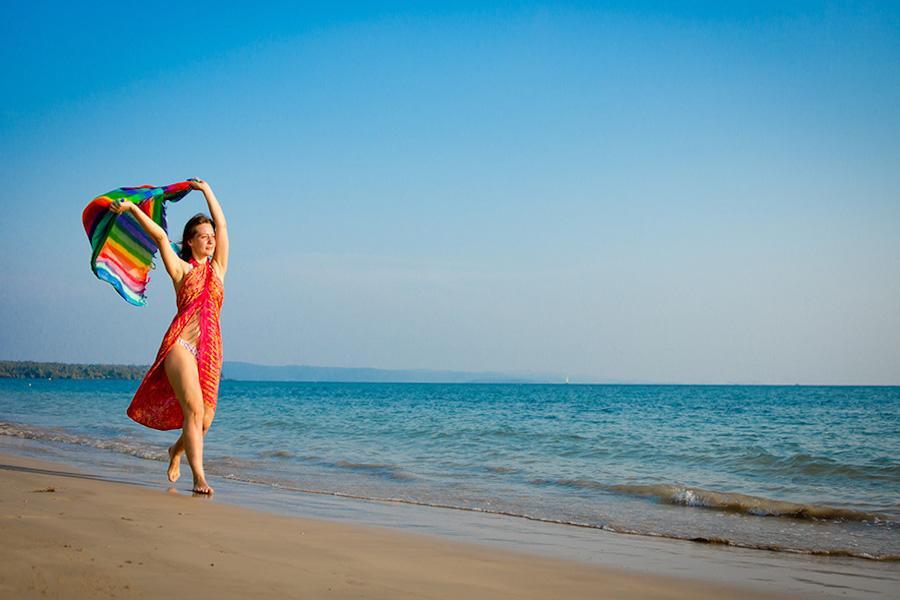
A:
[0, 421, 165, 461]
[3, 420, 897, 561]
[610, 484, 895, 524]
[529, 476, 894, 524]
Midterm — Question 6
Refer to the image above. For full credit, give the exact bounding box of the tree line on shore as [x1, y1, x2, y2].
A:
[0, 361, 147, 380]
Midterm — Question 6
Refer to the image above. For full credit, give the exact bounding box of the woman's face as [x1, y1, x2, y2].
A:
[188, 223, 216, 258]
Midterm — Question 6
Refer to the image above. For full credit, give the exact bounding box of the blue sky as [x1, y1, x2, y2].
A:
[1, 1, 898, 383]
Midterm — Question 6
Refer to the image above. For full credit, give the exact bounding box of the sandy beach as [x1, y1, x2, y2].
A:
[0, 452, 791, 600]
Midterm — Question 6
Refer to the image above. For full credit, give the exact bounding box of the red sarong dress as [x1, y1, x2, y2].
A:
[127, 257, 224, 430]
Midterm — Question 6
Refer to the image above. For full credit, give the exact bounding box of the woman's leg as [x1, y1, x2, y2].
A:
[167, 406, 215, 482]
[164, 343, 213, 494]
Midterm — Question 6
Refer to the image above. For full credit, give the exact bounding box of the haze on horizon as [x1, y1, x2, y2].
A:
[1, 2, 898, 385]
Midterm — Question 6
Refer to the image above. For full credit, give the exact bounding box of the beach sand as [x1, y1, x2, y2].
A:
[0, 452, 785, 600]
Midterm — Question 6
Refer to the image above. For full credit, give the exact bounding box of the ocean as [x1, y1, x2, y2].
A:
[1, 379, 897, 562]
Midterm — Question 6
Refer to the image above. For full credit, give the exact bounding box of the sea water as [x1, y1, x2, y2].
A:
[1, 380, 897, 561]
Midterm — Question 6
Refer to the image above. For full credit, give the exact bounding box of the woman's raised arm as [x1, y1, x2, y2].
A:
[190, 179, 228, 277]
[109, 201, 186, 284]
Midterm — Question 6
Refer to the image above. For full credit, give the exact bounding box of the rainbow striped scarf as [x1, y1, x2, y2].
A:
[82, 181, 194, 306]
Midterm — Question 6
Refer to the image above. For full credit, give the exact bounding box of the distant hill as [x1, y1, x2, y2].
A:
[0, 360, 555, 384]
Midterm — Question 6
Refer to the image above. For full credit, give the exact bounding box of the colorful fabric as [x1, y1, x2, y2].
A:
[82, 182, 195, 306]
[127, 258, 225, 430]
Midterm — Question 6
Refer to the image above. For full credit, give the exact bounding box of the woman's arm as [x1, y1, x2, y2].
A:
[190, 179, 229, 277]
[109, 201, 187, 284]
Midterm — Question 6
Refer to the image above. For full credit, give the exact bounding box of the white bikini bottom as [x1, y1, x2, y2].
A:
[177, 337, 198, 358]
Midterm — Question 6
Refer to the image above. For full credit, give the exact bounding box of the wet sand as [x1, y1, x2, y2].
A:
[0, 452, 787, 600]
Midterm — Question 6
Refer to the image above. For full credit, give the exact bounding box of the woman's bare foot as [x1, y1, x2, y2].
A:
[167, 445, 181, 483]
[192, 477, 214, 495]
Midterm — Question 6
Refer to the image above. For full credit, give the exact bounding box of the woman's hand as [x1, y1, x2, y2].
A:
[188, 177, 211, 192]
[108, 198, 134, 215]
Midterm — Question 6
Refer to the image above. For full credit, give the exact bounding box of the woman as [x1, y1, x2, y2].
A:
[110, 178, 228, 494]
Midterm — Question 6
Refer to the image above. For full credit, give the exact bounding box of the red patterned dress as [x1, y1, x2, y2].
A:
[127, 257, 224, 430]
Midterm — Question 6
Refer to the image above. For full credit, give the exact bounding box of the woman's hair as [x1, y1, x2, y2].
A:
[179, 213, 216, 261]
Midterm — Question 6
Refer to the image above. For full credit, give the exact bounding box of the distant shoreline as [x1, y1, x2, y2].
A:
[2, 360, 896, 386]
[0, 360, 147, 380]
